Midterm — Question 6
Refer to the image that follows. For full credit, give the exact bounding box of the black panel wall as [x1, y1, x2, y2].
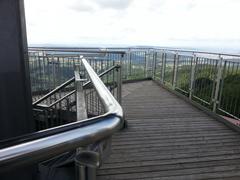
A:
[0, 0, 35, 179]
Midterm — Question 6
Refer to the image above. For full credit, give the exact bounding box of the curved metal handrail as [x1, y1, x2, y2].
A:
[0, 58, 124, 172]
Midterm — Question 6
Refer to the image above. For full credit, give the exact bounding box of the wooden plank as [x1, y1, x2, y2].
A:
[97, 81, 240, 179]
[98, 159, 240, 176]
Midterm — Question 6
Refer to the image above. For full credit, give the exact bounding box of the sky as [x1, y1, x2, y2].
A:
[24, 0, 240, 50]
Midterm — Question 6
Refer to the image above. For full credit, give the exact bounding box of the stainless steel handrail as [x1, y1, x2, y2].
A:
[107, 47, 240, 57]
[28, 47, 126, 55]
[155, 47, 240, 57]
[0, 57, 124, 172]
[29, 46, 240, 57]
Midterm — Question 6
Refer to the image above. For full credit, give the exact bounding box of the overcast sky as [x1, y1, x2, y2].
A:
[24, 0, 240, 49]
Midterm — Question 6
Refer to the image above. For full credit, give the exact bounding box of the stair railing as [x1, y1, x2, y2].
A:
[0, 57, 124, 176]
[32, 64, 121, 130]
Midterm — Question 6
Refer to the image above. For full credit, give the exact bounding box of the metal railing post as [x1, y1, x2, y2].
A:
[213, 55, 223, 112]
[152, 51, 157, 80]
[161, 52, 166, 84]
[74, 69, 87, 122]
[75, 151, 100, 180]
[117, 64, 122, 105]
[129, 50, 132, 77]
[173, 53, 179, 89]
[189, 54, 196, 99]
[145, 51, 148, 78]
[75, 67, 96, 180]
[52, 56, 56, 89]
[124, 50, 129, 80]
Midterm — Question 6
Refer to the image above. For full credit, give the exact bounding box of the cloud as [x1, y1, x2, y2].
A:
[24, 0, 240, 49]
[185, 0, 197, 10]
[68, 0, 96, 13]
[68, 0, 133, 13]
[92, 0, 133, 10]
[70, 4, 95, 12]
[147, 0, 166, 12]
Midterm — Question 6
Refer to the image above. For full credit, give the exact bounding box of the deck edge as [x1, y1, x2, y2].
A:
[153, 79, 240, 134]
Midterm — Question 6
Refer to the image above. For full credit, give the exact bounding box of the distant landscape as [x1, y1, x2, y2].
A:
[29, 44, 240, 55]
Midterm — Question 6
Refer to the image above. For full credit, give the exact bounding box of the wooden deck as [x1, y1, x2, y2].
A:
[97, 81, 240, 180]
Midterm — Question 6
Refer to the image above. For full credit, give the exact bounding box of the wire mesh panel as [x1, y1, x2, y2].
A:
[84, 88, 104, 117]
[29, 54, 80, 97]
[33, 79, 76, 130]
[175, 55, 193, 95]
[127, 51, 147, 80]
[86, 53, 121, 74]
[218, 59, 240, 119]
[29, 55, 49, 93]
[84, 65, 119, 117]
[121, 51, 130, 80]
[146, 50, 155, 78]
[29, 50, 123, 101]
[192, 57, 218, 106]
[164, 53, 175, 86]
[153, 51, 164, 80]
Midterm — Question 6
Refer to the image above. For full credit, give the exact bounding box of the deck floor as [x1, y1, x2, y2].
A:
[97, 81, 240, 180]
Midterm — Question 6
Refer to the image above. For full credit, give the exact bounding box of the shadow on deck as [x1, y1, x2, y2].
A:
[97, 80, 240, 180]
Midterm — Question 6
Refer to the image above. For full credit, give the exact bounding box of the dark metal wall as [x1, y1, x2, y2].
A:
[0, 0, 35, 179]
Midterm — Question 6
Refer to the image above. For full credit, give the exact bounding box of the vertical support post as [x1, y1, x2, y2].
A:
[52, 57, 57, 102]
[124, 51, 128, 80]
[173, 53, 179, 89]
[75, 65, 93, 180]
[213, 55, 223, 112]
[75, 151, 100, 180]
[52, 55, 56, 89]
[145, 51, 148, 78]
[189, 54, 197, 100]
[74, 68, 87, 122]
[152, 51, 157, 80]
[129, 50, 132, 77]
[117, 55, 123, 104]
[161, 52, 166, 84]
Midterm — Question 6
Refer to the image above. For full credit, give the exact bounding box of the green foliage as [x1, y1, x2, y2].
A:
[176, 66, 240, 118]
[220, 74, 240, 117]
